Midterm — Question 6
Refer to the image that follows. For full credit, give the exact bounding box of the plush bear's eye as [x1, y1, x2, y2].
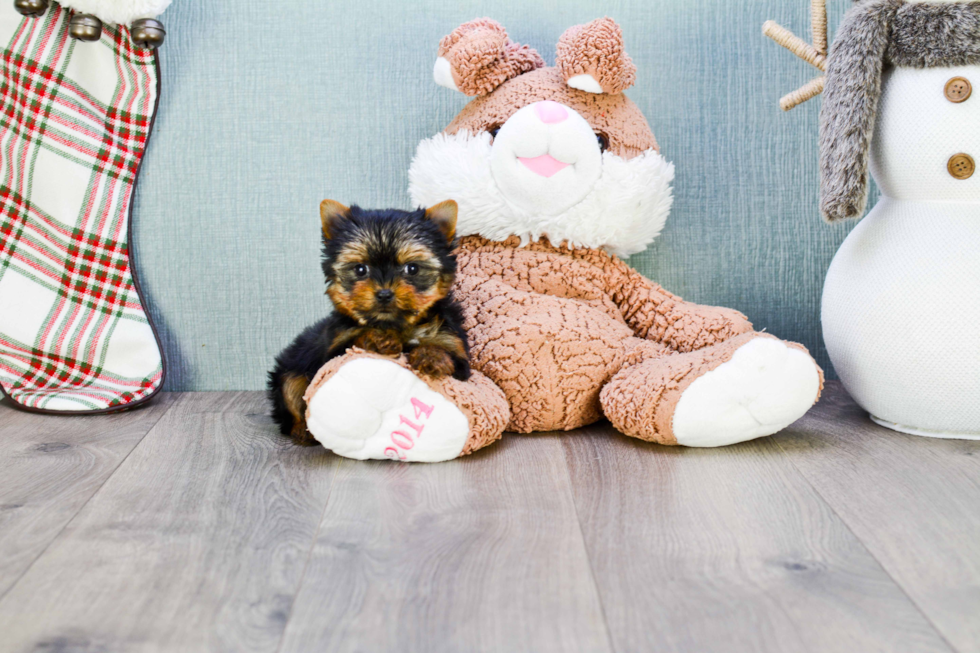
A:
[596, 133, 609, 153]
[354, 264, 368, 278]
[404, 263, 420, 276]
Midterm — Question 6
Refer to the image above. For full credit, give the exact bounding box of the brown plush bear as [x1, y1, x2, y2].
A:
[303, 18, 823, 462]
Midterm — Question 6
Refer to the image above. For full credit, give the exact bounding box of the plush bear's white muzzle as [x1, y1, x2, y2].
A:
[490, 101, 603, 216]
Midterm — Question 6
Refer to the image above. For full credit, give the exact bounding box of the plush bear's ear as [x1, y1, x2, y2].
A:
[424, 200, 458, 243]
[320, 200, 350, 240]
[434, 18, 545, 97]
[555, 18, 636, 95]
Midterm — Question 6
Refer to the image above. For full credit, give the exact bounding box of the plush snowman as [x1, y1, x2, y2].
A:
[13, 0, 169, 47]
[768, 0, 980, 438]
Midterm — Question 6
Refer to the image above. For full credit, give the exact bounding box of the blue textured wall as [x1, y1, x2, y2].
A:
[134, 0, 862, 391]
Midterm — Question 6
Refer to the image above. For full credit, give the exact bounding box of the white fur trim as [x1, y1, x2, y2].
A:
[433, 57, 459, 92]
[672, 338, 821, 447]
[566, 74, 604, 94]
[58, 0, 172, 25]
[409, 131, 674, 257]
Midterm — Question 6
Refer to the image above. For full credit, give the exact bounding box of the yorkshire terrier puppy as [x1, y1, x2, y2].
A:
[268, 199, 470, 444]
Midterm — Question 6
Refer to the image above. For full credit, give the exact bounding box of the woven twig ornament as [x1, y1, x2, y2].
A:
[763, 0, 828, 111]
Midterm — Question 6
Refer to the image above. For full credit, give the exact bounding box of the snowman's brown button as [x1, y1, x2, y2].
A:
[948, 153, 975, 180]
[945, 77, 972, 103]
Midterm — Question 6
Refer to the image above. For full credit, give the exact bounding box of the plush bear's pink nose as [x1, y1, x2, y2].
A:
[535, 101, 568, 124]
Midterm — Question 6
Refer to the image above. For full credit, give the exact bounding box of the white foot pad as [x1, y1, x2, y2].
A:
[672, 338, 821, 447]
[306, 358, 470, 462]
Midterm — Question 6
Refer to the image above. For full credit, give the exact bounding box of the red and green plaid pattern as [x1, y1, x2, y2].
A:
[0, 3, 163, 412]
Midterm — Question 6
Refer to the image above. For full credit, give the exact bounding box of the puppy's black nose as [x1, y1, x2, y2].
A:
[376, 289, 395, 303]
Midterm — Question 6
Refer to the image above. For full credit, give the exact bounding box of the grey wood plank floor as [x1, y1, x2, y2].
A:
[778, 390, 980, 653]
[0, 395, 175, 599]
[0, 393, 337, 653]
[278, 435, 611, 653]
[0, 382, 977, 653]
[562, 428, 953, 653]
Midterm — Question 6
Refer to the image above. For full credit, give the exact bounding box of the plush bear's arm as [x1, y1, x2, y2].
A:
[608, 257, 754, 353]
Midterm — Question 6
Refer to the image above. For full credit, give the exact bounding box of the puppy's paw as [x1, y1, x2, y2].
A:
[289, 420, 318, 446]
[355, 329, 403, 356]
[408, 345, 456, 379]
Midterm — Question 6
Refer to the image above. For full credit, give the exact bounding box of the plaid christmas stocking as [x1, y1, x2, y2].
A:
[0, 3, 164, 413]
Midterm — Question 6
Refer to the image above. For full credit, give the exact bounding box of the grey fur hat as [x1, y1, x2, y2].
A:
[819, 0, 980, 221]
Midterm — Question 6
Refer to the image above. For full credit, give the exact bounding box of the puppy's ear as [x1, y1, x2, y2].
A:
[320, 200, 350, 239]
[425, 200, 458, 243]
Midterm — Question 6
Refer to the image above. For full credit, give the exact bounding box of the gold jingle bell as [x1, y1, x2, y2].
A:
[130, 18, 165, 49]
[13, 0, 49, 17]
[69, 13, 103, 41]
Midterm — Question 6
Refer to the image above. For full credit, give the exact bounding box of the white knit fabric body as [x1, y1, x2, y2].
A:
[822, 65, 980, 438]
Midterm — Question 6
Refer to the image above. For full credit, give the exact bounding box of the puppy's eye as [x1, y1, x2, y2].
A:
[354, 264, 368, 278]
[596, 133, 609, 153]
[404, 263, 420, 276]
[488, 124, 502, 141]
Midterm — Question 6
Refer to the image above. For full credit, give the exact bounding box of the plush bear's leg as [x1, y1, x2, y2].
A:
[601, 333, 823, 447]
[303, 350, 510, 462]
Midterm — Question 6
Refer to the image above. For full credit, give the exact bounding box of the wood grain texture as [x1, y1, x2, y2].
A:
[779, 383, 980, 653]
[0, 394, 175, 599]
[561, 421, 953, 653]
[4, 388, 975, 652]
[278, 434, 611, 653]
[0, 392, 337, 653]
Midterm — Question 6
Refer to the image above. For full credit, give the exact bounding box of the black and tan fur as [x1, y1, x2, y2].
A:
[268, 200, 470, 444]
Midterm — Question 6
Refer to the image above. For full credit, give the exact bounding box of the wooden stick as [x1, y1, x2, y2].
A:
[763, 1, 830, 111]
[780, 76, 825, 111]
[811, 0, 828, 55]
[763, 20, 826, 72]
